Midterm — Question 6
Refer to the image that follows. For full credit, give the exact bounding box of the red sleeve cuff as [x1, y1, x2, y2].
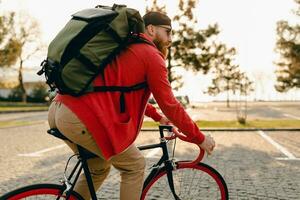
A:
[191, 130, 205, 144]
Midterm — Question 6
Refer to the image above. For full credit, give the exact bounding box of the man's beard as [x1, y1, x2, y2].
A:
[153, 38, 171, 59]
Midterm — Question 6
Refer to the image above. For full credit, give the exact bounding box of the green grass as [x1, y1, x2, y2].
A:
[0, 106, 48, 111]
[0, 102, 48, 112]
[0, 120, 44, 128]
[0, 101, 47, 106]
[142, 120, 300, 129]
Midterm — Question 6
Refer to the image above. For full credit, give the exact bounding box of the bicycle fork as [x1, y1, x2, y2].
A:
[57, 158, 83, 200]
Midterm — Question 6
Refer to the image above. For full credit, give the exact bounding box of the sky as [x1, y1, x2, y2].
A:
[1, 0, 299, 101]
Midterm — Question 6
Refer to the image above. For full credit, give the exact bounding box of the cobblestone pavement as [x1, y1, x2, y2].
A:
[0, 123, 299, 199]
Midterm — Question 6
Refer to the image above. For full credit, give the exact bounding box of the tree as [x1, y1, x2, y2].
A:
[0, 13, 43, 102]
[29, 82, 48, 103]
[13, 13, 44, 102]
[146, 0, 166, 13]
[274, 0, 300, 92]
[8, 86, 23, 102]
[146, 0, 226, 90]
[0, 12, 21, 67]
[206, 45, 254, 107]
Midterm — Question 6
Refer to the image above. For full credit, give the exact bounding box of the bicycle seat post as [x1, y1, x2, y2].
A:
[77, 145, 98, 200]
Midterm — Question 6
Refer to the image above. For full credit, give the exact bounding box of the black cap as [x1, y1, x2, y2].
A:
[143, 11, 172, 28]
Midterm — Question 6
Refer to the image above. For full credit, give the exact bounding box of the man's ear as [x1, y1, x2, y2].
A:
[145, 24, 156, 37]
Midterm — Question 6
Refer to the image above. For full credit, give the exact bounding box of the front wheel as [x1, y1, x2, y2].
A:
[141, 162, 228, 200]
[0, 183, 84, 200]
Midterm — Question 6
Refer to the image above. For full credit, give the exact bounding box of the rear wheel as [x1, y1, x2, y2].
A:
[0, 184, 84, 200]
[141, 162, 228, 200]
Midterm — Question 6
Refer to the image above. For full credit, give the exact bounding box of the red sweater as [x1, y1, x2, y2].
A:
[55, 34, 205, 160]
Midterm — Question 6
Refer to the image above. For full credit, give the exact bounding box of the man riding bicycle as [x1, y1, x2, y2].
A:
[48, 11, 215, 200]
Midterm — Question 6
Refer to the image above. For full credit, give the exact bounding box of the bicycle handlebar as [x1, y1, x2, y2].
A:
[164, 127, 205, 165]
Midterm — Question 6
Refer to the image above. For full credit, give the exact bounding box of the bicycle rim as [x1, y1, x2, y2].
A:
[1, 184, 84, 200]
[141, 162, 228, 200]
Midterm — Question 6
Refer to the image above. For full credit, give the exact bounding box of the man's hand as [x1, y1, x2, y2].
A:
[159, 116, 170, 125]
[199, 134, 216, 155]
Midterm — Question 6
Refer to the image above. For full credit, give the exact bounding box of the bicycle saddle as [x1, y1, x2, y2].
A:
[47, 128, 71, 142]
[47, 128, 98, 159]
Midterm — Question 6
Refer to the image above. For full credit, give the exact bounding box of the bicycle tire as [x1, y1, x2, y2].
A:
[141, 162, 229, 200]
[0, 183, 84, 200]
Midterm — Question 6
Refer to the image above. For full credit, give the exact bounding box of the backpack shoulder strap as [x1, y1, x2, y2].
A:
[128, 35, 156, 48]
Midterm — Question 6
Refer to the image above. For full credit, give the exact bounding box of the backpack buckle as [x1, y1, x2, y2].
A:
[37, 60, 47, 75]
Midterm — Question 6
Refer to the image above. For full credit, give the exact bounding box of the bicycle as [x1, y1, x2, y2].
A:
[1, 125, 228, 200]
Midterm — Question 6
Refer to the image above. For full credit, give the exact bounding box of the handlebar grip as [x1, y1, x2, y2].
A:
[171, 127, 205, 163]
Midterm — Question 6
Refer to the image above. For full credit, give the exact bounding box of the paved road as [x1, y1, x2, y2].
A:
[0, 111, 48, 122]
[0, 122, 299, 199]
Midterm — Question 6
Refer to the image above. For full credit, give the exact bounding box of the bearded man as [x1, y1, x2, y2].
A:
[48, 11, 215, 200]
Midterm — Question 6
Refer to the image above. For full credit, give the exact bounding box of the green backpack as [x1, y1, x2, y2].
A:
[38, 4, 152, 112]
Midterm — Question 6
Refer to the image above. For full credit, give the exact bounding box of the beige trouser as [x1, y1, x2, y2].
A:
[48, 101, 146, 200]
